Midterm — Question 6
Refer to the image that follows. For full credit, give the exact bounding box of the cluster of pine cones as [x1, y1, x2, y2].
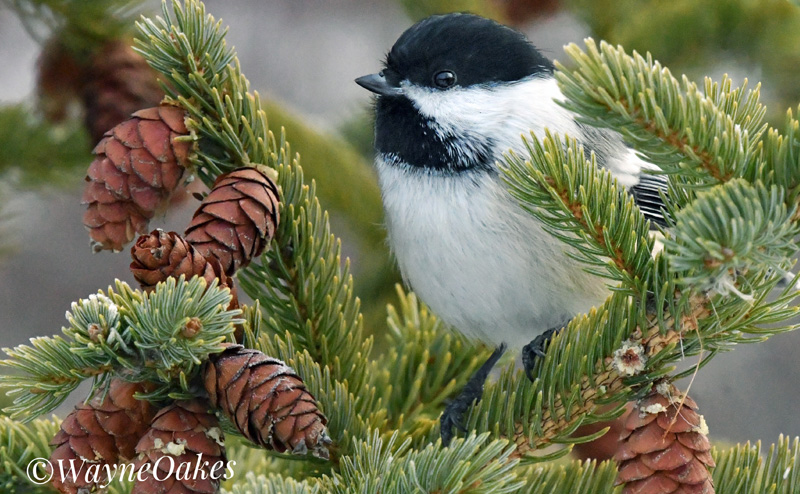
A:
[50, 347, 330, 494]
[39, 38, 331, 494]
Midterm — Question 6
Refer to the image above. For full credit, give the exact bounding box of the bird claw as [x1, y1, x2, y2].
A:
[522, 326, 561, 382]
[440, 343, 506, 446]
[440, 402, 468, 446]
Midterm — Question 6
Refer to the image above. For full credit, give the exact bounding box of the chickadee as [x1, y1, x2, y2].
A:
[356, 13, 666, 444]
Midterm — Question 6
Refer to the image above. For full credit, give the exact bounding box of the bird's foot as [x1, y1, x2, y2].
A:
[440, 343, 506, 446]
[522, 326, 562, 382]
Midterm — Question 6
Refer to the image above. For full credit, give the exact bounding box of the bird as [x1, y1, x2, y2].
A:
[355, 12, 667, 445]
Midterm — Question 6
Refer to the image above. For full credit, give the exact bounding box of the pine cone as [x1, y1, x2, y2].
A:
[204, 345, 330, 458]
[36, 36, 84, 123]
[49, 379, 154, 494]
[130, 229, 238, 306]
[133, 399, 227, 494]
[83, 105, 191, 252]
[615, 387, 715, 494]
[82, 39, 164, 144]
[185, 167, 279, 275]
[505, 0, 562, 25]
[572, 403, 634, 462]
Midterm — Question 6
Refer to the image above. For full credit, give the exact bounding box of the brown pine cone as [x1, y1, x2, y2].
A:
[615, 386, 715, 494]
[82, 39, 164, 144]
[36, 36, 84, 123]
[204, 345, 330, 458]
[572, 403, 634, 462]
[505, 0, 562, 25]
[49, 379, 155, 494]
[133, 399, 227, 494]
[83, 105, 191, 252]
[185, 167, 279, 275]
[130, 229, 238, 306]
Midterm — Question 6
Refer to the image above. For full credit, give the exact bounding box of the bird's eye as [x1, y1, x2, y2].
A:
[433, 70, 456, 89]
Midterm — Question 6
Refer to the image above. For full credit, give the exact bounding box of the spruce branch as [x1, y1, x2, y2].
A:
[222, 471, 320, 494]
[517, 459, 619, 494]
[502, 130, 656, 293]
[218, 436, 800, 493]
[4, 0, 149, 49]
[0, 104, 89, 187]
[63, 1, 800, 491]
[703, 76, 767, 139]
[133, 1, 386, 471]
[465, 265, 798, 460]
[663, 179, 799, 293]
[761, 106, 800, 194]
[236, 161, 379, 434]
[324, 431, 522, 494]
[134, 0, 267, 184]
[0, 415, 61, 493]
[379, 286, 493, 443]
[258, 100, 396, 329]
[112, 276, 240, 400]
[221, 436, 324, 488]
[569, 0, 800, 125]
[712, 436, 800, 493]
[1, 333, 114, 421]
[491, 80, 800, 461]
[258, 100, 386, 261]
[238, 161, 373, 396]
[514, 437, 800, 494]
[463, 294, 636, 461]
[555, 39, 766, 190]
[0, 277, 240, 419]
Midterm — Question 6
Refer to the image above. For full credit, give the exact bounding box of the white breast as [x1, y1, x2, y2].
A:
[377, 160, 608, 348]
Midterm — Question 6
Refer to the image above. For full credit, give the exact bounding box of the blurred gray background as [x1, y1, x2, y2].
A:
[0, 0, 797, 447]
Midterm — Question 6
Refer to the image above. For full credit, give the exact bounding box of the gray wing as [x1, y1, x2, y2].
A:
[629, 173, 669, 228]
[576, 122, 668, 228]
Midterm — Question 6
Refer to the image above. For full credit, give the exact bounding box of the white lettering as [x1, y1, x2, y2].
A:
[152, 455, 175, 482]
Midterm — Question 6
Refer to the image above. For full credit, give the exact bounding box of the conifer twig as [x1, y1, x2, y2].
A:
[1, 277, 240, 419]
[556, 39, 766, 190]
[503, 131, 655, 293]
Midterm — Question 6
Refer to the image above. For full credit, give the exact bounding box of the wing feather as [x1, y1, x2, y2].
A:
[630, 173, 669, 227]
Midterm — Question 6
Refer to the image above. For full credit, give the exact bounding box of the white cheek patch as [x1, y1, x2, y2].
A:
[400, 77, 581, 160]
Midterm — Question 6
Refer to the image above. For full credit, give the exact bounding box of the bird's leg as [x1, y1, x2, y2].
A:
[440, 343, 506, 446]
[522, 326, 562, 382]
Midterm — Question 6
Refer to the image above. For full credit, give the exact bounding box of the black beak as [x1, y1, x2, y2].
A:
[355, 72, 403, 97]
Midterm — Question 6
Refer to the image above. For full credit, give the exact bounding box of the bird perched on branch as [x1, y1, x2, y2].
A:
[356, 12, 666, 445]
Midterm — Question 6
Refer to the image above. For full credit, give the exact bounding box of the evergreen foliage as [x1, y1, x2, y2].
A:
[566, 0, 800, 123]
[664, 179, 798, 290]
[3, 0, 147, 49]
[555, 41, 766, 189]
[2, 1, 800, 492]
[0, 104, 90, 186]
[1, 277, 239, 420]
[380, 288, 492, 444]
[258, 100, 397, 329]
[0, 415, 61, 493]
[712, 436, 800, 494]
[503, 131, 655, 292]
